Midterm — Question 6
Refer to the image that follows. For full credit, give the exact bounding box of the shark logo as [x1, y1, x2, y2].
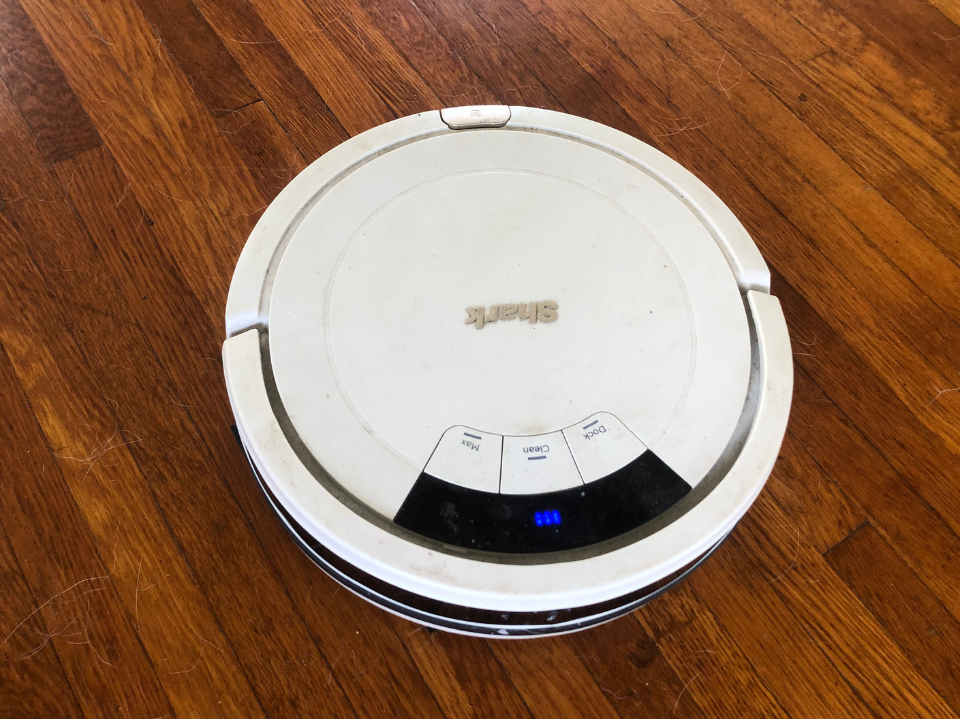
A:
[464, 301, 558, 330]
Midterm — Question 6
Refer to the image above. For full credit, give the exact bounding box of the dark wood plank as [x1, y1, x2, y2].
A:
[565, 617, 709, 718]
[489, 638, 622, 719]
[765, 430, 867, 553]
[1, 132, 358, 719]
[466, 0, 658, 136]
[216, 100, 307, 204]
[687, 519, 876, 719]
[776, 274, 960, 622]
[356, 0, 499, 107]
[928, 0, 960, 25]
[828, 523, 960, 715]
[192, 0, 351, 161]
[0, 0, 100, 162]
[242, 0, 395, 134]
[134, 0, 260, 114]
[397, 624, 535, 719]
[18, 0, 263, 329]
[0, 76, 273, 718]
[732, 492, 959, 719]
[407, 0, 558, 108]
[599, 0, 960, 324]
[637, 581, 792, 718]
[675, 0, 960, 269]
[0, 278, 174, 719]
[832, 0, 960, 110]
[0, 517, 84, 719]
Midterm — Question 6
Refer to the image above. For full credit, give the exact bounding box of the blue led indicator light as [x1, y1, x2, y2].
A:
[534, 510, 561, 527]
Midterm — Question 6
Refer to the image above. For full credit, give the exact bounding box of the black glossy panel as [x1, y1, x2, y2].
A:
[393, 451, 691, 553]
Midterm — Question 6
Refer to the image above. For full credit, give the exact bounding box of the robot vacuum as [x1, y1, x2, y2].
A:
[223, 106, 793, 637]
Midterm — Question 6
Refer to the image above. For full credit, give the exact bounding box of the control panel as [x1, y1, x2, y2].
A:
[396, 413, 688, 554]
[422, 412, 647, 494]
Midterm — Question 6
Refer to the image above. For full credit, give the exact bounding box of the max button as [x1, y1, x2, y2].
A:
[562, 413, 646, 483]
[423, 426, 502, 493]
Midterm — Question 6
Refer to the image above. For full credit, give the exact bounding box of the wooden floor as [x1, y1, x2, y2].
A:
[1, 0, 959, 715]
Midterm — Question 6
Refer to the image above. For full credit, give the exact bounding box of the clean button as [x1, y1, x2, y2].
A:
[500, 432, 582, 495]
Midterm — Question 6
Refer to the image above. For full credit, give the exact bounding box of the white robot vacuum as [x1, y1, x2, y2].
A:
[223, 106, 793, 636]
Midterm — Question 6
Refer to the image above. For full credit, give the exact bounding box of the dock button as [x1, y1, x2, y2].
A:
[500, 432, 582, 495]
[424, 427, 503, 493]
[562, 413, 647, 483]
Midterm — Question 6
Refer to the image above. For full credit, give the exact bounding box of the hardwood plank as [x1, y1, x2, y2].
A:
[224, 452, 453, 719]
[827, 523, 960, 715]
[686, 523, 876, 719]
[2, 186, 359, 719]
[489, 638, 622, 719]
[18, 0, 261, 329]
[833, 0, 960, 109]
[396, 624, 534, 719]
[732, 492, 959, 719]
[713, 0, 830, 63]
[356, 0, 500, 107]
[674, 0, 960, 267]
[637, 582, 792, 718]
[134, 0, 260, 114]
[0, 0, 100, 163]
[792, 365, 960, 621]
[776, 274, 960, 622]
[66, 0, 267, 222]
[300, 0, 441, 117]
[58, 143, 443, 719]
[564, 617, 709, 718]
[407, 0, 558, 108]
[192, 0, 350, 161]
[0, 300, 174, 719]
[216, 100, 307, 204]
[0, 516, 84, 719]
[583, 0, 960, 325]
[0, 79, 277, 719]
[551, 0, 960, 454]
[766, 430, 867, 554]
[465, 0, 657, 136]
[928, 0, 960, 25]
[245, 0, 395, 134]
[0, 280, 269, 719]
[779, 0, 960, 161]
[0, 85, 357, 715]
[801, 48, 956, 168]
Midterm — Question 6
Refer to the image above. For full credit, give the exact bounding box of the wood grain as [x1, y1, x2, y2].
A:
[193, 0, 351, 161]
[0, 0, 100, 163]
[2, 0, 959, 714]
[134, 0, 260, 114]
[828, 523, 960, 715]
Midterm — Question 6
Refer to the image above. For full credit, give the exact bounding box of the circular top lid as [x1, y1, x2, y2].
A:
[224, 107, 790, 612]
